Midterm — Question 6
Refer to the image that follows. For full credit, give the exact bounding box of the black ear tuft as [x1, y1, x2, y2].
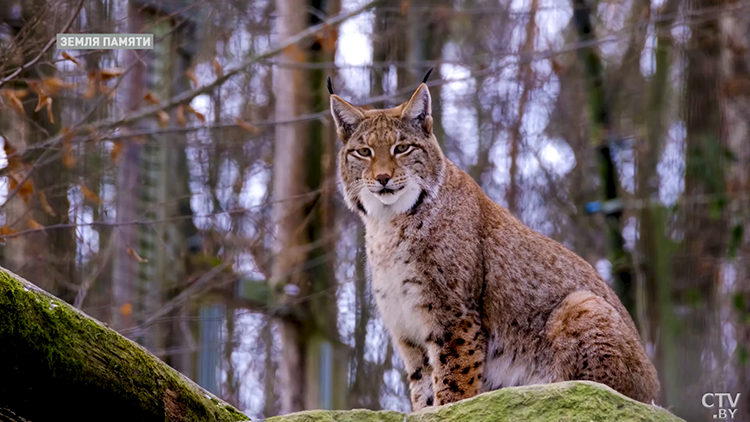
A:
[422, 67, 434, 84]
[327, 76, 334, 95]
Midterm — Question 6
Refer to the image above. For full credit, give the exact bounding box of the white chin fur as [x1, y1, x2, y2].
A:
[359, 182, 422, 220]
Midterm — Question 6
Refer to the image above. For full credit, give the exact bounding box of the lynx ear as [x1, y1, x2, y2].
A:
[401, 83, 433, 134]
[330, 95, 364, 142]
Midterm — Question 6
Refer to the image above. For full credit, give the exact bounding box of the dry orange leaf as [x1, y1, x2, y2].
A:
[39, 191, 56, 217]
[110, 141, 124, 162]
[127, 248, 148, 263]
[83, 71, 98, 99]
[157, 110, 170, 127]
[0, 224, 17, 236]
[80, 184, 102, 205]
[28, 218, 44, 231]
[283, 44, 306, 63]
[235, 117, 261, 134]
[62, 144, 75, 168]
[45, 97, 54, 124]
[119, 302, 133, 316]
[143, 92, 160, 105]
[2, 90, 26, 115]
[212, 58, 223, 77]
[186, 69, 199, 87]
[176, 105, 187, 127]
[400, 0, 411, 15]
[62, 51, 81, 67]
[9, 177, 34, 202]
[43, 77, 76, 94]
[99, 67, 124, 81]
[186, 105, 205, 124]
[34, 93, 48, 112]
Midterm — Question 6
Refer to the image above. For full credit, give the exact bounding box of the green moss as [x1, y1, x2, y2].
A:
[267, 409, 405, 422]
[266, 382, 683, 422]
[0, 267, 248, 422]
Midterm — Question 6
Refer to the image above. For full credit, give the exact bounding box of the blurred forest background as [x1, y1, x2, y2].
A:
[0, 0, 749, 421]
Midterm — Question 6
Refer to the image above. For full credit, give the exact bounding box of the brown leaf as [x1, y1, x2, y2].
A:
[157, 110, 170, 127]
[110, 141, 124, 162]
[400, 0, 411, 15]
[283, 44, 306, 63]
[176, 105, 187, 127]
[27, 218, 44, 231]
[143, 92, 160, 105]
[127, 248, 148, 263]
[212, 58, 223, 77]
[34, 92, 48, 112]
[39, 191, 56, 217]
[3, 141, 24, 173]
[11, 89, 28, 99]
[80, 184, 102, 205]
[0, 224, 17, 236]
[44, 97, 54, 124]
[119, 302, 133, 316]
[235, 117, 261, 134]
[318, 24, 338, 52]
[99, 67, 124, 81]
[1, 90, 26, 116]
[83, 71, 98, 99]
[62, 142, 75, 168]
[43, 77, 76, 94]
[187, 105, 206, 124]
[9, 176, 34, 202]
[62, 51, 81, 67]
[186, 69, 199, 87]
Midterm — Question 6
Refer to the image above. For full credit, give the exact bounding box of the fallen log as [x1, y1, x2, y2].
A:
[0, 267, 248, 422]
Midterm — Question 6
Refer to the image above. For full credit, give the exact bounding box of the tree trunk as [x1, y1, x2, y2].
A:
[673, 0, 728, 419]
[272, 0, 342, 413]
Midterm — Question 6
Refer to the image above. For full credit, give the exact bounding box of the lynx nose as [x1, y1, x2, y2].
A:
[376, 174, 391, 186]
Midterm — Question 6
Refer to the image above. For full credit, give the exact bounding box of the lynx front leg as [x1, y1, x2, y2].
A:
[396, 339, 434, 411]
[426, 318, 486, 406]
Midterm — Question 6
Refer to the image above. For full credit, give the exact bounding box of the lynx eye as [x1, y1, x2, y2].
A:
[394, 144, 412, 154]
[354, 148, 372, 158]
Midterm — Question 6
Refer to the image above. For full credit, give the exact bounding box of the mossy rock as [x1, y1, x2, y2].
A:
[0, 267, 248, 422]
[268, 382, 684, 422]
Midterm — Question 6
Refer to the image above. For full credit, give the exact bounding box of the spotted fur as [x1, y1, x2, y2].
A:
[330, 83, 660, 411]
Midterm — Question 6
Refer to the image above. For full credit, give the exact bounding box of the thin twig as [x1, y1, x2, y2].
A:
[0, 0, 85, 90]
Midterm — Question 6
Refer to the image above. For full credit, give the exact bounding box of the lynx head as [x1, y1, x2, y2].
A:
[330, 80, 445, 220]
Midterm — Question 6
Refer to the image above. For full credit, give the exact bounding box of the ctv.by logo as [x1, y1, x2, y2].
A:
[702, 393, 741, 419]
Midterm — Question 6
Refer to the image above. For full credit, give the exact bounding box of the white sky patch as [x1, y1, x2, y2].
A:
[191, 94, 212, 120]
[68, 185, 100, 263]
[231, 312, 274, 418]
[640, 22, 657, 78]
[596, 258, 612, 283]
[380, 367, 411, 413]
[539, 138, 576, 176]
[441, 59, 478, 161]
[235, 252, 266, 281]
[537, 0, 573, 47]
[623, 216, 637, 251]
[186, 143, 214, 230]
[597, 0, 633, 60]
[616, 144, 636, 194]
[364, 316, 389, 364]
[658, 121, 686, 205]
[335, 6, 374, 98]
[239, 164, 270, 210]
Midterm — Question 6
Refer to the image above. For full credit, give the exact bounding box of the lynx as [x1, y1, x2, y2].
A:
[329, 74, 660, 411]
